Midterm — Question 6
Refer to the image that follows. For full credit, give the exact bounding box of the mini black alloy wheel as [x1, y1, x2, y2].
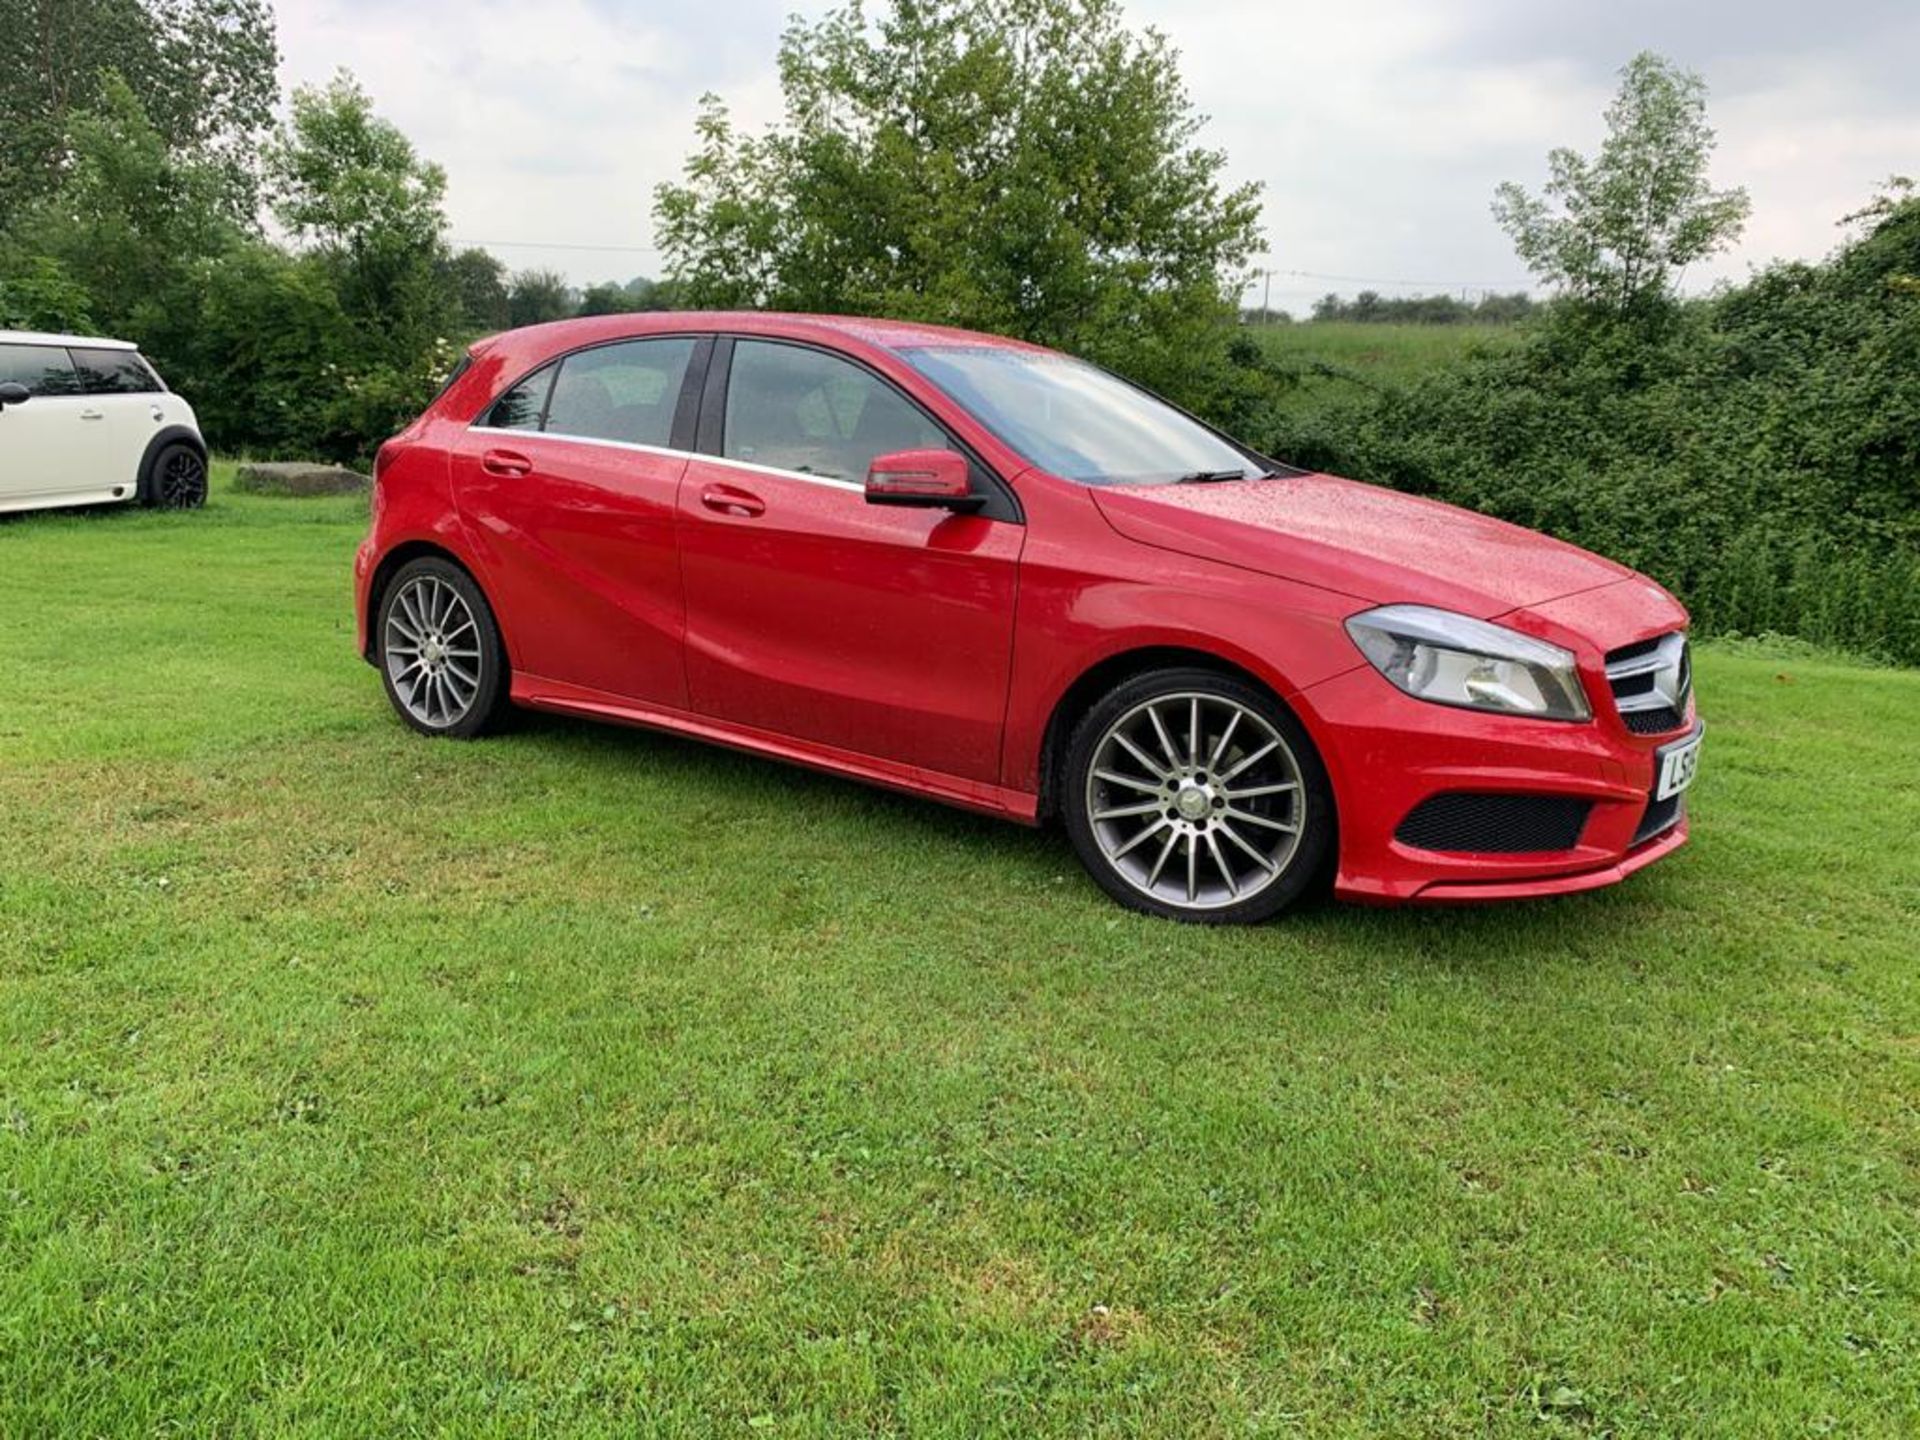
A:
[149, 445, 208, 509]
[1062, 668, 1334, 923]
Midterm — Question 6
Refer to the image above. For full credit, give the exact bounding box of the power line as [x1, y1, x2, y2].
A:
[1249, 266, 1533, 292]
[450, 237, 659, 254]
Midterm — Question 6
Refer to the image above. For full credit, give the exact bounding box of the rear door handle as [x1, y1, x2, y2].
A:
[482, 448, 532, 477]
[79, 409, 105, 421]
[700, 484, 764, 518]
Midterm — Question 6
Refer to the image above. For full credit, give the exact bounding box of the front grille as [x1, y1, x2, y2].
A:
[1396, 793, 1593, 854]
[1606, 633, 1691, 736]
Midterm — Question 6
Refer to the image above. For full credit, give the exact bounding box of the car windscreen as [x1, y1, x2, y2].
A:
[899, 345, 1263, 487]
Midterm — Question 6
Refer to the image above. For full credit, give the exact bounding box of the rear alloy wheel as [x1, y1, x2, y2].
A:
[147, 444, 208, 509]
[377, 558, 509, 738]
[1062, 668, 1334, 923]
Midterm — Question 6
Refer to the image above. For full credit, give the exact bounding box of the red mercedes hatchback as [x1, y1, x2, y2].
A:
[355, 312, 1700, 922]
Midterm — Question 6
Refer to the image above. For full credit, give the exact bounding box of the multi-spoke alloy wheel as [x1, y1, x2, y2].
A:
[1064, 669, 1333, 923]
[377, 559, 508, 738]
[147, 444, 207, 509]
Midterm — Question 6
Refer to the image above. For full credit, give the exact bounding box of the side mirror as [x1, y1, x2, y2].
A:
[865, 448, 982, 511]
[0, 382, 29, 409]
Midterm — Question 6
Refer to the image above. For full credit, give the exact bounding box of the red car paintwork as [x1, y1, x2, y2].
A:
[356, 311, 1695, 904]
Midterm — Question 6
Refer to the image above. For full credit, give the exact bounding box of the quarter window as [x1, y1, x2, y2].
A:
[723, 340, 947, 482]
[0, 343, 82, 397]
[482, 362, 555, 431]
[544, 338, 694, 447]
[69, 347, 160, 394]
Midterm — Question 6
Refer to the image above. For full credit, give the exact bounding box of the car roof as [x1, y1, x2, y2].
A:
[470, 310, 1053, 360]
[0, 330, 139, 351]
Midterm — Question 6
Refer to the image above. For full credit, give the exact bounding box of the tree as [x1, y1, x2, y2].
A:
[266, 72, 448, 258]
[0, 74, 240, 331]
[576, 281, 642, 317]
[653, 0, 1264, 410]
[264, 72, 457, 363]
[1493, 52, 1749, 318]
[443, 247, 511, 331]
[507, 269, 573, 327]
[0, 0, 277, 219]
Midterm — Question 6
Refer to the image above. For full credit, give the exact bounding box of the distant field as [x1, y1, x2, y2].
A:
[1246, 321, 1514, 430]
[2, 469, 1918, 1435]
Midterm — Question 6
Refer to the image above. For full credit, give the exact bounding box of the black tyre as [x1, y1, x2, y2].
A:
[1061, 667, 1335, 924]
[375, 557, 511, 738]
[145, 443, 208, 509]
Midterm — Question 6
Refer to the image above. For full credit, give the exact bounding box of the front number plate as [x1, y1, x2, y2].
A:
[1656, 731, 1702, 801]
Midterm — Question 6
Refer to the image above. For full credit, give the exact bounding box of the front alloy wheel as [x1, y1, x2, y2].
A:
[1063, 669, 1333, 923]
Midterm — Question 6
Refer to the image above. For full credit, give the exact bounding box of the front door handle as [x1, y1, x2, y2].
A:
[481, 448, 532, 477]
[79, 409, 105, 421]
[700, 483, 765, 518]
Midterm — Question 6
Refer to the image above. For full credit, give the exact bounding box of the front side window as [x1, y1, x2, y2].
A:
[545, 338, 694, 447]
[0, 343, 82, 397]
[70, 347, 160, 394]
[901, 345, 1264, 487]
[723, 340, 947, 482]
[482, 362, 554, 431]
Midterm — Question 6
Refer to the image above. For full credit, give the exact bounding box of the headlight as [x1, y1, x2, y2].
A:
[1344, 605, 1591, 722]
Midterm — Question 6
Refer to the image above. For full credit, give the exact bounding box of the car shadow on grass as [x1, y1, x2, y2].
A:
[491, 706, 1679, 965]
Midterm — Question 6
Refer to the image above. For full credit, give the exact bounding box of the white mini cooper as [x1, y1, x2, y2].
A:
[0, 331, 208, 515]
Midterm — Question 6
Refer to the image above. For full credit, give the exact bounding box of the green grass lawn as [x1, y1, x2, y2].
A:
[3, 470, 1917, 1436]
[1247, 321, 1511, 383]
[1246, 321, 1513, 433]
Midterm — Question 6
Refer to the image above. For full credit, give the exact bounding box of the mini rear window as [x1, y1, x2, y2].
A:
[69, 347, 161, 394]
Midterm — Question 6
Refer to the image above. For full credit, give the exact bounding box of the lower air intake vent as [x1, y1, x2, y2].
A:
[1622, 705, 1686, 735]
[1396, 793, 1592, 854]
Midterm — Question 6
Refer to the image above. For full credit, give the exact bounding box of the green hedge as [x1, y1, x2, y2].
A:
[1247, 194, 1920, 664]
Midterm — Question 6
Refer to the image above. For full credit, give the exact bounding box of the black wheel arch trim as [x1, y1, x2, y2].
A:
[136, 426, 208, 502]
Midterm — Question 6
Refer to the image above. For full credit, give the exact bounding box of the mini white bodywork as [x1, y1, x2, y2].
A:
[0, 330, 203, 516]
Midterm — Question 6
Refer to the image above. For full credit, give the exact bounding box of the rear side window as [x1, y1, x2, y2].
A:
[722, 340, 946, 481]
[544, 338, 695, 447]
[482, 362, 555, 431]
[69, 347, 160, 394]
[0, 343, 81, 396]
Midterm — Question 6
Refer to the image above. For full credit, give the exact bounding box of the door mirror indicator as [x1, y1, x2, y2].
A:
[0, 382, 30, 409]
[865, 448, 982, 511]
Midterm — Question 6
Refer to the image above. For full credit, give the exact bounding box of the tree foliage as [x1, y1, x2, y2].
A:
[507, 269, 574, 328]
[1262, 183, 1920, 662]
[441, 247, 511, 332]
[1493, 53, 1749, 319]
[0, 0, 277, 219]
[266, 73, 448, 258]
[1306, 291, 1535, 326]
[654, 0, 1265, 411]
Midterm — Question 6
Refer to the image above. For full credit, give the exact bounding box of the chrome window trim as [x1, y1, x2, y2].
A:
[468, 425, 868, 494]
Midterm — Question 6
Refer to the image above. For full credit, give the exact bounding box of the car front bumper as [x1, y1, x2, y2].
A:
[1298, 655, 1698, 907]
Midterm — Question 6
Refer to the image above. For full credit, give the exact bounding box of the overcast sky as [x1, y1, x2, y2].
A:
[276, 0, 1920, 312]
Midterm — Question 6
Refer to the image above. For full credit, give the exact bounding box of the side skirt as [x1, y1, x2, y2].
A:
[0, 488, 139, 515]
[511, 673, 1042, 825]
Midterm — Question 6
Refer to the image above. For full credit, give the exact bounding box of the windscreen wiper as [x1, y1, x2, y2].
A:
[1173, 468, 1249, 484]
